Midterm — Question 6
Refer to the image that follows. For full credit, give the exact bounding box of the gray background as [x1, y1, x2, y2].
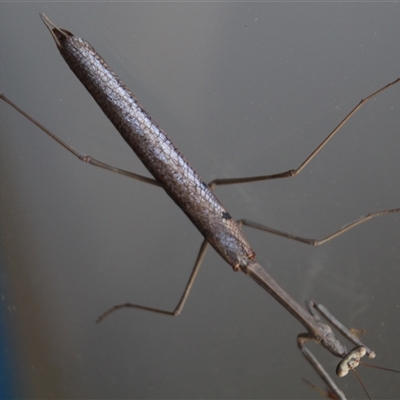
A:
[1, 3, 400, 399]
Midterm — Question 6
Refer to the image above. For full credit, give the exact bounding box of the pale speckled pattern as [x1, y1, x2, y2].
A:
[51, 26, 255, 270]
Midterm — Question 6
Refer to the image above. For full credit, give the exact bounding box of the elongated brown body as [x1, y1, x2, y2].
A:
[5, 17, 379, 398]
[42, 17, 255, 271]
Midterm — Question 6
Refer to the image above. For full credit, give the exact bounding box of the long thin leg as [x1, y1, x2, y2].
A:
[96, 239, 210, 323]
[0, 93, 161, 187]
[298, 334, 346, 400]
[303, 378, 342, 400]
[208, 78, 400, 188]
[237, 207, 400, 245]
[308, 301, 375, 358]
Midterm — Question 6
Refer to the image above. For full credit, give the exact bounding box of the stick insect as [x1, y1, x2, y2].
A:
[1, 13, 399, 399]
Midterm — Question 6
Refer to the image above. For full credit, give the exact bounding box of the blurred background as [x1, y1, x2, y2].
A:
[0, 3, 399, 399]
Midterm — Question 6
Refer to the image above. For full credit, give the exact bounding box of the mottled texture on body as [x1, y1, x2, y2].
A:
[47, 25, 255, 270]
